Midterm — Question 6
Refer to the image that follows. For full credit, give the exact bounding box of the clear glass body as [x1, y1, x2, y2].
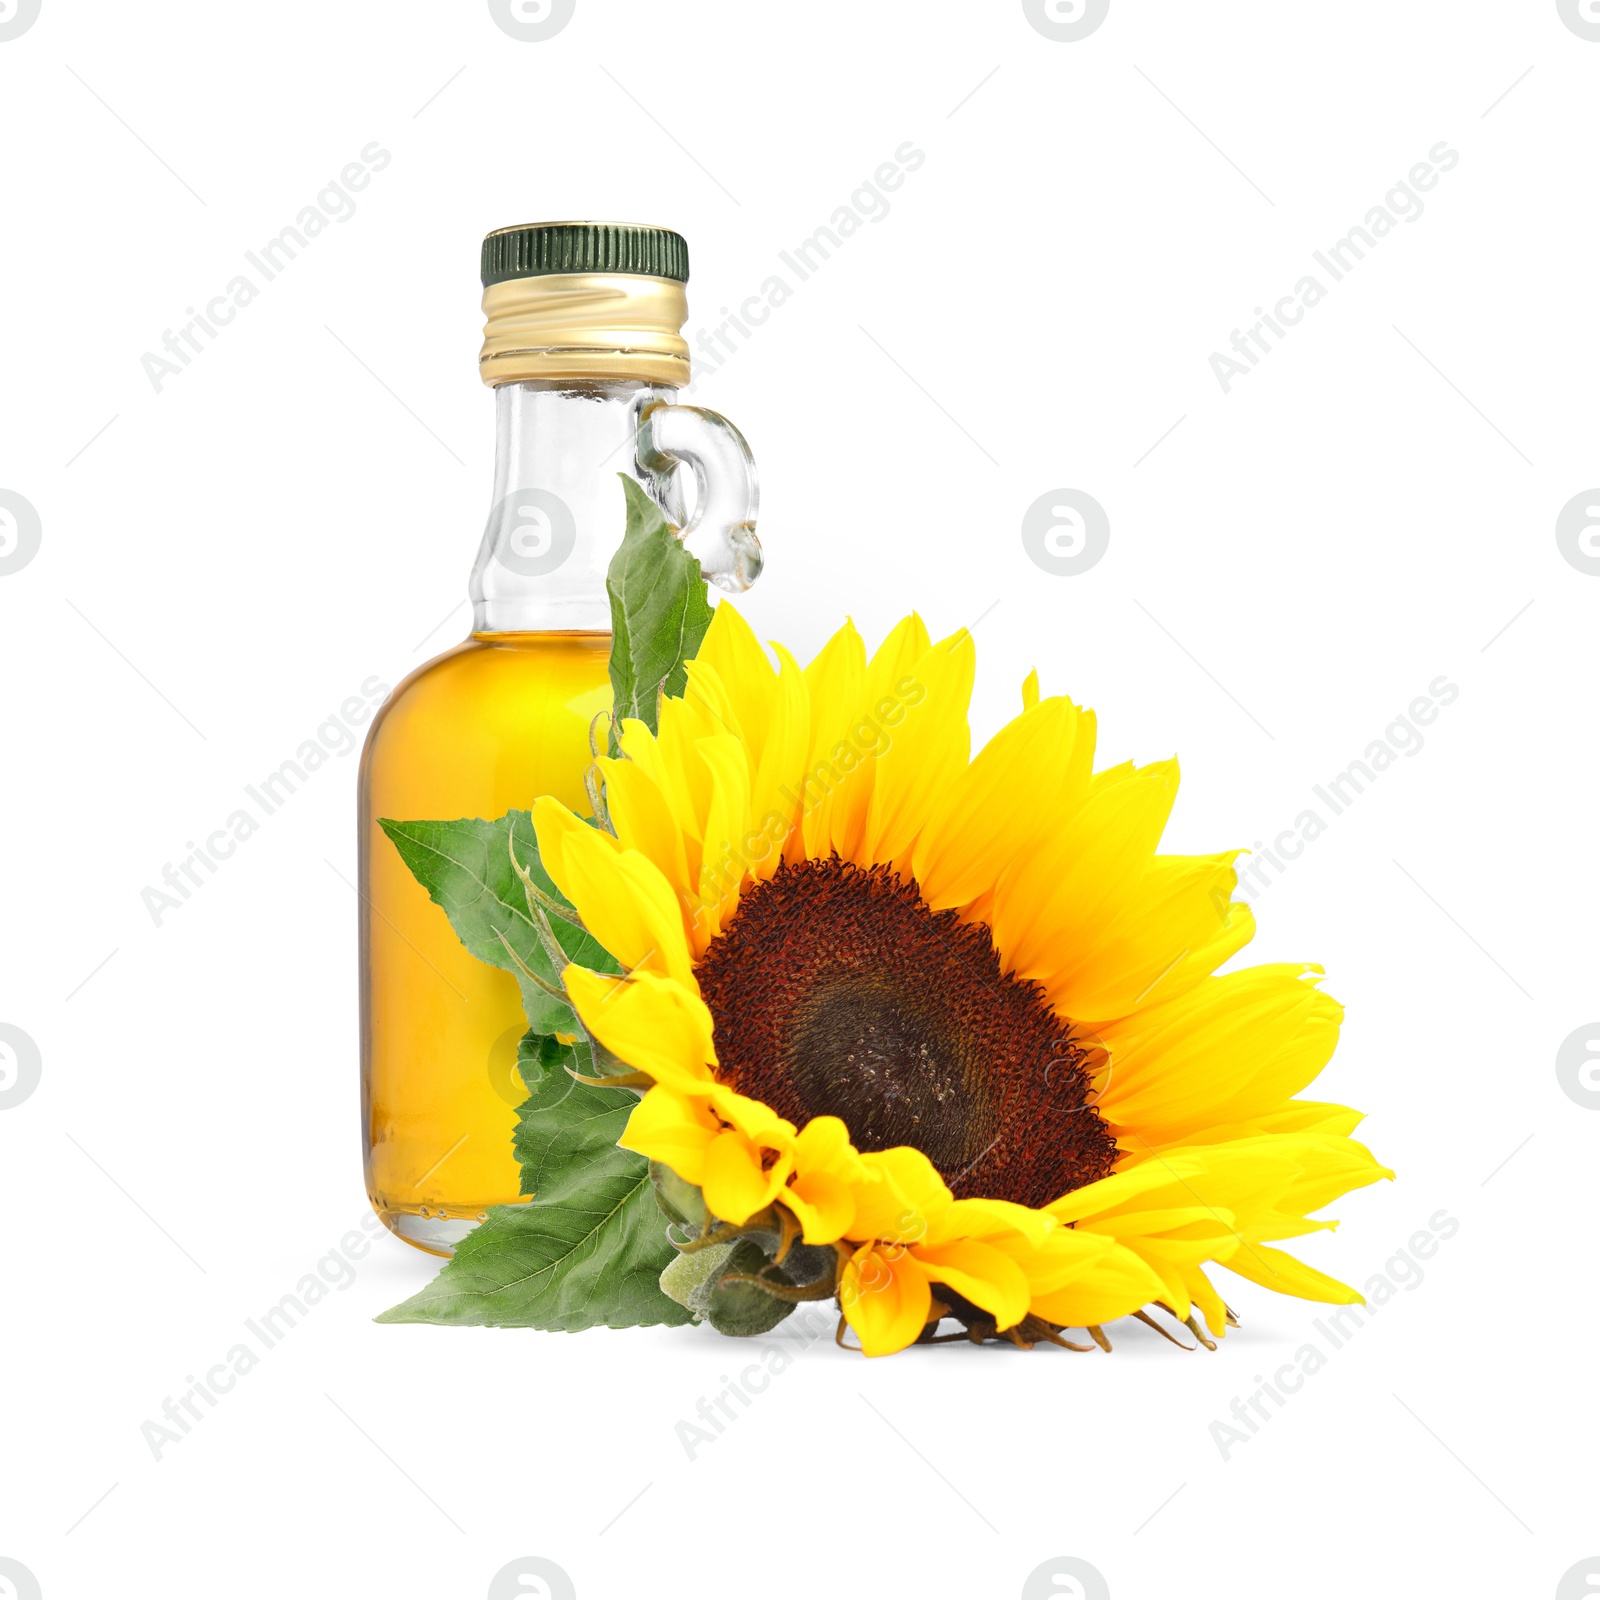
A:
[359, 378, 760, 1254]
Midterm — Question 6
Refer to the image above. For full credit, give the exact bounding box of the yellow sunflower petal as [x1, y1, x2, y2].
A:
[1221, 1241, 1363, 1305]
[1251, 1132, 1393, 1227]
[599, 755, 693, 905]
[690, 732, 754, 943]
[862, 628, 975, 868]
[675, 654, 742, 748]
[1094, 965, 1342, 1146]
[1045, 851, 1246, 1023]
[828, 614, 931, 863]
[618, 716, 700, 845]
[1129, 1098, 1368, 1153]
[1050, 1142, 1307, 1317]
[1002, 1225, 1117, 1293]
[693, 601, 777, 763]
[990, 758, 1180, 982]
[618, 1086, 719, 1183]
[840, 1243, 932, 1357]
[925, 1196, 1056, 1251]
[706, 1084, 797, 1148]
[562, 966, 716, 1095]
[1027, 1239, 1167, 1328]
[746, 644, 808, 880]
[702, 1127, 793, 1225]
[1183, 1263, 1231, 1338]
[1113, 901, 1258, 1023]
[1254, 1101, 1368, 1137]
[793, 1114, 866, 1183]
[653, 700, 715, 865]
[865, 612, 932, 700]
[914, 694, 1096, 912]
[531, 798, 695, 988]
[781, 1171, 856, 1243]
[1058, 1141, 1299, 1228]
[847, 1146, 952, 1244]
[911, 1238, 1031, 1330]
[798, 618, 867, 860]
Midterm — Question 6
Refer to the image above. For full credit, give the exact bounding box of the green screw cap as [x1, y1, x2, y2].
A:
[481, 221, 690, 286]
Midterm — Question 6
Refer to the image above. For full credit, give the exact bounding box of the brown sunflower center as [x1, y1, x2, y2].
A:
[694, 857, 1118, 1209]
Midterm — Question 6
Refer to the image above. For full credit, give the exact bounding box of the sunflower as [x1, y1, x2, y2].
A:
[531, 606, 1391, 1356]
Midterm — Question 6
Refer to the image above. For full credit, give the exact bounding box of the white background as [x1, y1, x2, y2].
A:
[2, 2, 1596, 1597]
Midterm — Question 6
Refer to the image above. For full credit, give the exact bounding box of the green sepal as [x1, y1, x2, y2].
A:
[660, 1238, 797, 1338]
[649, 1159, 710, 1233]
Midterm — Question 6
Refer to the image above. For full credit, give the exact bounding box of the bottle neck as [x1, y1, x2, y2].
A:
[469, 380, 684, 634]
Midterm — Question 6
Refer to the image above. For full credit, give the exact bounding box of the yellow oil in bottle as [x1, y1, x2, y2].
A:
[359, 631, 610, 1253]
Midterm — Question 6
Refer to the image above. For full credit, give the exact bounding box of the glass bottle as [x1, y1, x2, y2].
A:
[359, 223, 759, 1254]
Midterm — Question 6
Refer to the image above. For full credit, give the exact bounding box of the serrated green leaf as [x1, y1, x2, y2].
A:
[606, 474, 714, 738]
[377, 809, 618, 1034]
[375, 1035, 691, 1332]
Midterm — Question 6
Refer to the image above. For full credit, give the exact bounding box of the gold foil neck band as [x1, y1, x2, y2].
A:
[479, 271, 690, 387]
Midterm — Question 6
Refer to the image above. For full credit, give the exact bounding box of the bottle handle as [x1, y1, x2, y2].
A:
[636, 402, 762, 593]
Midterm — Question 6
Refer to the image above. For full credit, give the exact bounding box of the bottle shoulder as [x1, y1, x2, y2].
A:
[362, 632, 612, 762]
[376, 632, 609, 706]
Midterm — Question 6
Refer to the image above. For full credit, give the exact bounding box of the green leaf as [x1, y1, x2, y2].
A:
[376, 809, 618, 1034]
[606, 474, 714, 738]
[376, 1035, 692, 1331]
